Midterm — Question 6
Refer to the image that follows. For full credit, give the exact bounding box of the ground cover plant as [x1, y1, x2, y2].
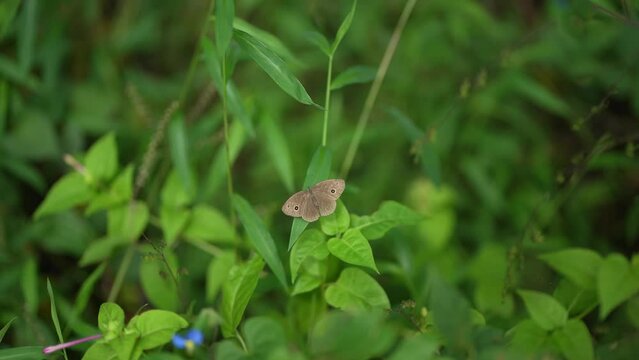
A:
[1, 0, 639, 359]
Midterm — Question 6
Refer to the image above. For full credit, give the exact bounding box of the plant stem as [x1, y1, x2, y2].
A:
[107, 244, 136, 302]
[221, 56, 236, 225]
[322, 55, 334, 147]
[237, 332, 249, 352]
[340, 0, 418, 178]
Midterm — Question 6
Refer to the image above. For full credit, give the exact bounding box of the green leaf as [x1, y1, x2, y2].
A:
[288, 147, 332, 250]
[597, 253, 639, 319]
[517, 290, 567, 331]
[0, 317, 16, 343]
[232, 18, 300, 64]
[21, 257, 38, 313]
[351, 201, 420, 240]
[324, 267, 389, 310]
[226, 81, 255, 137]
[261, 113, 294, 192]
[552, 319, 594, 360]
[183, 205, 235, 244]
[427, 271, 472, 349]
[66, 263, 107, 333]
[539, 248, 602, 289]
[233, 194, 289, 292]
[306, 31, 331, 57]
[106, 202, 149, 240]
[139, 246, 180, 311]
[243, 316, 287, 355]
[215, 0, 234, 57]
[221, 257, 264, 338]
[109, 333, 139, 360]
[509, 319, 551, 355]
[234, 29, 316, 106]
[85, 165, 134, 214]
[206, 252, 236, 302]
[293, 258, 327, 296]
[82, 343, 117, 360]
[320, 201, 350, 236]
[0, 0, 22, 39]
[203, 121, 247, 199]
[160, 206, 190, 246]
[327, 229, 377, 272]
[79, 237, 128, 267]
[290, 229, 328, 282]
[98, 302, 125, 340]
[387, 333, 439, 360]
[85, 132, 118, 182]
[331, 65, 375, 90]
[127, 310, 188, 350]
[161, 170, 195, 208]
[0, 346, 46, 360]
[0, 156, 46, 192]
[331, 0, 357, 54]
[34, 172, 94, 219]
[46, 279, 69, 360]
[168, 115, 194, 196]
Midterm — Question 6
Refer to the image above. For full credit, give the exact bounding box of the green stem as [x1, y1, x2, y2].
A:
[322, 55, 334, 147]
[107, 244, 136, 302]
[340, 0, 418, 178]
[221, 56, 236, 225]
[237, 333, 249, 352]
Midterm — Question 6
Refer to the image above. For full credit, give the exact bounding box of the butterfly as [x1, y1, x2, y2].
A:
[281, 179, 345, 222]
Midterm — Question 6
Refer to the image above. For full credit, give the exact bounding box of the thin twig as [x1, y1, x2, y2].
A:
[340, 0, 418, 178]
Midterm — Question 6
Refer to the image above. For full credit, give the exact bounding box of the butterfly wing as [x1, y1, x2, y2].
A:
[313, 193, 337, 217]
[282, 191, 309, 217]
[310, 179, 345, 200]
[301, 197, 320, 222]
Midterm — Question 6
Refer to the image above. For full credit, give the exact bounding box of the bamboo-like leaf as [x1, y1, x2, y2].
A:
[215, 0, 234, 57]
[46, 279, 69, 360]
[331, 0, 357, 54]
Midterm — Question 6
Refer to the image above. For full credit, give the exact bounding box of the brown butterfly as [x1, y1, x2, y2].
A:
[282, 179, 345, 222]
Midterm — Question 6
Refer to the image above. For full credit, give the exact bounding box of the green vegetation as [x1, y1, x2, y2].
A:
[1, 0, 639, 359]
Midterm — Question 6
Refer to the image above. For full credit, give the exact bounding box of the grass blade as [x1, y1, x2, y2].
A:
[331, 0, 357, 54]
[233, 194, 289, 292]
[0, 317, 17, 343]
[215, 0, 235, 57]
[168, 114, 194, 195]
[46, 279, 69, 360]
[0, 346, 45, 360]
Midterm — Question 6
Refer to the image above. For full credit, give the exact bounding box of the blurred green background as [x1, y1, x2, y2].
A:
[1, 0, 639, 358]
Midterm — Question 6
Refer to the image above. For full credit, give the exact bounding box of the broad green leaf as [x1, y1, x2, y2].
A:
[289, 147, 332, 250]
[21, 257, 38, 313]
[34, 172, 93, 219]
[290, 229, 328, 282]
[82, 343, 117, 360]
[293, 258, 327, 296]
[331, 0, 357, 54]
[0, 317, 16, 343]
[85, 132, 118, 182]
[327, 229, 377, 272]
[243, 316, 287, 355]
[261, 114, 294, 192]
[351, 201, 420, 240]
[206, 252, 236, 302]
[233, 18, 300, 64]
[233, 194, 288, 292]
[98, 302, 125, 340]
[234, 29, 316, 106]
[139, 246, 180, 311]
[539, 248, 602, 289]
[427, 271, 472, 350]
[79, 237, 128, 266]
[221, 257, 264, 338]
[215, 340, 245, 360]
[215, 0, 234, 57]
[161, 170, 195, 208]
[160, 206, 190, 246]
[597, 253, 639, 319]
[106, 202, 149, 240]
[552, 319, 594, 360]
[320, 201, 350, 236]
[310, 310, 395, 359]
[183, 205, 235, 244]
[331, 65, 375, 90]
[109, 333, 139, 360]
[509, 319, 551, 355]
[46, 279, 69, 360]
[324, 267, 389, 310]
[387, 333, 439, 360]
[0, 346, 46, 360]
[127, 310, 188, 350]
[517, 290, 567, 331]
[306, 31, 331, 57]
[85, 165, 134, 214]
[168, 115, 194, 195]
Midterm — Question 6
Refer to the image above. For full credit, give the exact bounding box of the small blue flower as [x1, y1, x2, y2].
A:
[172, 329, 203, 354]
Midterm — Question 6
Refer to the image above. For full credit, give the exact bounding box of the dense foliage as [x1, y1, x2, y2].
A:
[1, 0, 639, 359]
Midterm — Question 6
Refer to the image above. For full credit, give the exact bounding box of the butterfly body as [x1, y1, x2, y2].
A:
[282, 179, 345, 222]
